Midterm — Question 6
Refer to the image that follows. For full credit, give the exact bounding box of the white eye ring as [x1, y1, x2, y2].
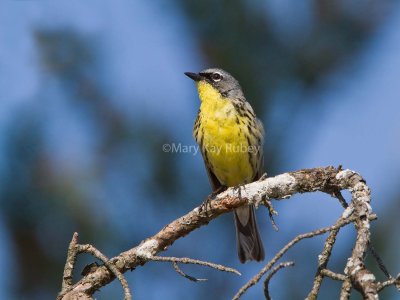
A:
[211, 72, 222, 82]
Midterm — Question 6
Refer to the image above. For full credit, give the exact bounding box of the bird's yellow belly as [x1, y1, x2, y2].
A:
[202, 120, 254, 187]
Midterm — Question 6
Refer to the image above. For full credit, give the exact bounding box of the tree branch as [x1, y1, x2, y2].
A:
[263, 261, 295, 300]
[172, 262, 208, 282]
[320, 269, 347, 281]
[377, 274, 400, 292]
[232, 213, 377, 300]
[150, 255, 240, 276]
[306, 227, 341, 299]
[338, 170, 377, 299]
[58, 233, 132, 300]
[57, 166, 395, 299]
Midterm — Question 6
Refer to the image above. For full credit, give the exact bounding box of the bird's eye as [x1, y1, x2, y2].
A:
[211, 72, 222, 82]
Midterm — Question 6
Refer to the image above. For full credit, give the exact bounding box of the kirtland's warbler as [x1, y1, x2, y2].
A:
[185, 68, 265, 263]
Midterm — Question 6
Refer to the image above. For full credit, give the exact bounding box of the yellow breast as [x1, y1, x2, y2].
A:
[195, 81, 255, 186]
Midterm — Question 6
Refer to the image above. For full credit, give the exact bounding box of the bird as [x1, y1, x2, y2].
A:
[185, 68, 265, 263]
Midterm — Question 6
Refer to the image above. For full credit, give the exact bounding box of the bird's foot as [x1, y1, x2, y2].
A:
[200, 186, 227, 215]
[233, 183, 247, 199]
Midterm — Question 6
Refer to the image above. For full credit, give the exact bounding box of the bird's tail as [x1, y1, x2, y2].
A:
[234, 205, 265, 263]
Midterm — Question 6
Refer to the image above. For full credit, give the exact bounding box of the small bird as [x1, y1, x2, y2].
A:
[185, 68, 265, 263]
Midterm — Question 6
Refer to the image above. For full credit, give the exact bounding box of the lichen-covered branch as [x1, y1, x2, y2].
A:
[58, 233, 132, 300]
[57, 166, 397, 300]
[337, 170, 377, 299]
[232, 213, 377, 300]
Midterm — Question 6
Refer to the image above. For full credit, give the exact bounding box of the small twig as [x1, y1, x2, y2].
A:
[258, 172, 268, 181]
[150, 255, 241, 276]
[320, 269, 347, 281]
[377, 273, 400, 292]
[263, 261, 295, 300]
[232, 214, 377, 300]
[334, 191, 348, 209]
[172, 262, 207, 282]
[57, 233, 132, 300]
[367, 244, 391, 279]
[77, 244, 132, 300]
[306, 228, 341, 299]
[263, 196, 279, 231]
[61, 232, 79, 291]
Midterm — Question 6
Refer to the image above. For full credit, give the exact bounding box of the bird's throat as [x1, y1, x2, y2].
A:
[197, 81, 234, 121]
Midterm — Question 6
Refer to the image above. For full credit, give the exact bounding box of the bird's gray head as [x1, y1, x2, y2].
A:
[185, 68, 244, 98]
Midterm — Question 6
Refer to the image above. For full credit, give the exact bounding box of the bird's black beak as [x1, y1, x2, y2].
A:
[184, 72, 202, 81]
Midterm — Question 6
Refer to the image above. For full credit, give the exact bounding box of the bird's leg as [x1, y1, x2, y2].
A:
[200, 186, 227, 215]
[233, 183, 246, 199]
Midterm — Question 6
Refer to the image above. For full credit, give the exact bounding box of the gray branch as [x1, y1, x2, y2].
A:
[56, 166, 398, 300]
[232, 213, 377, 300]
[263, 261, 295, 300]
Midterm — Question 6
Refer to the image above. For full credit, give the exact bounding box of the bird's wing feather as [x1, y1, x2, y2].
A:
[202, 157, 222, 192]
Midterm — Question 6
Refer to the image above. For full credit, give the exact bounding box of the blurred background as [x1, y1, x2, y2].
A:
[1, 0, 399, 299]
